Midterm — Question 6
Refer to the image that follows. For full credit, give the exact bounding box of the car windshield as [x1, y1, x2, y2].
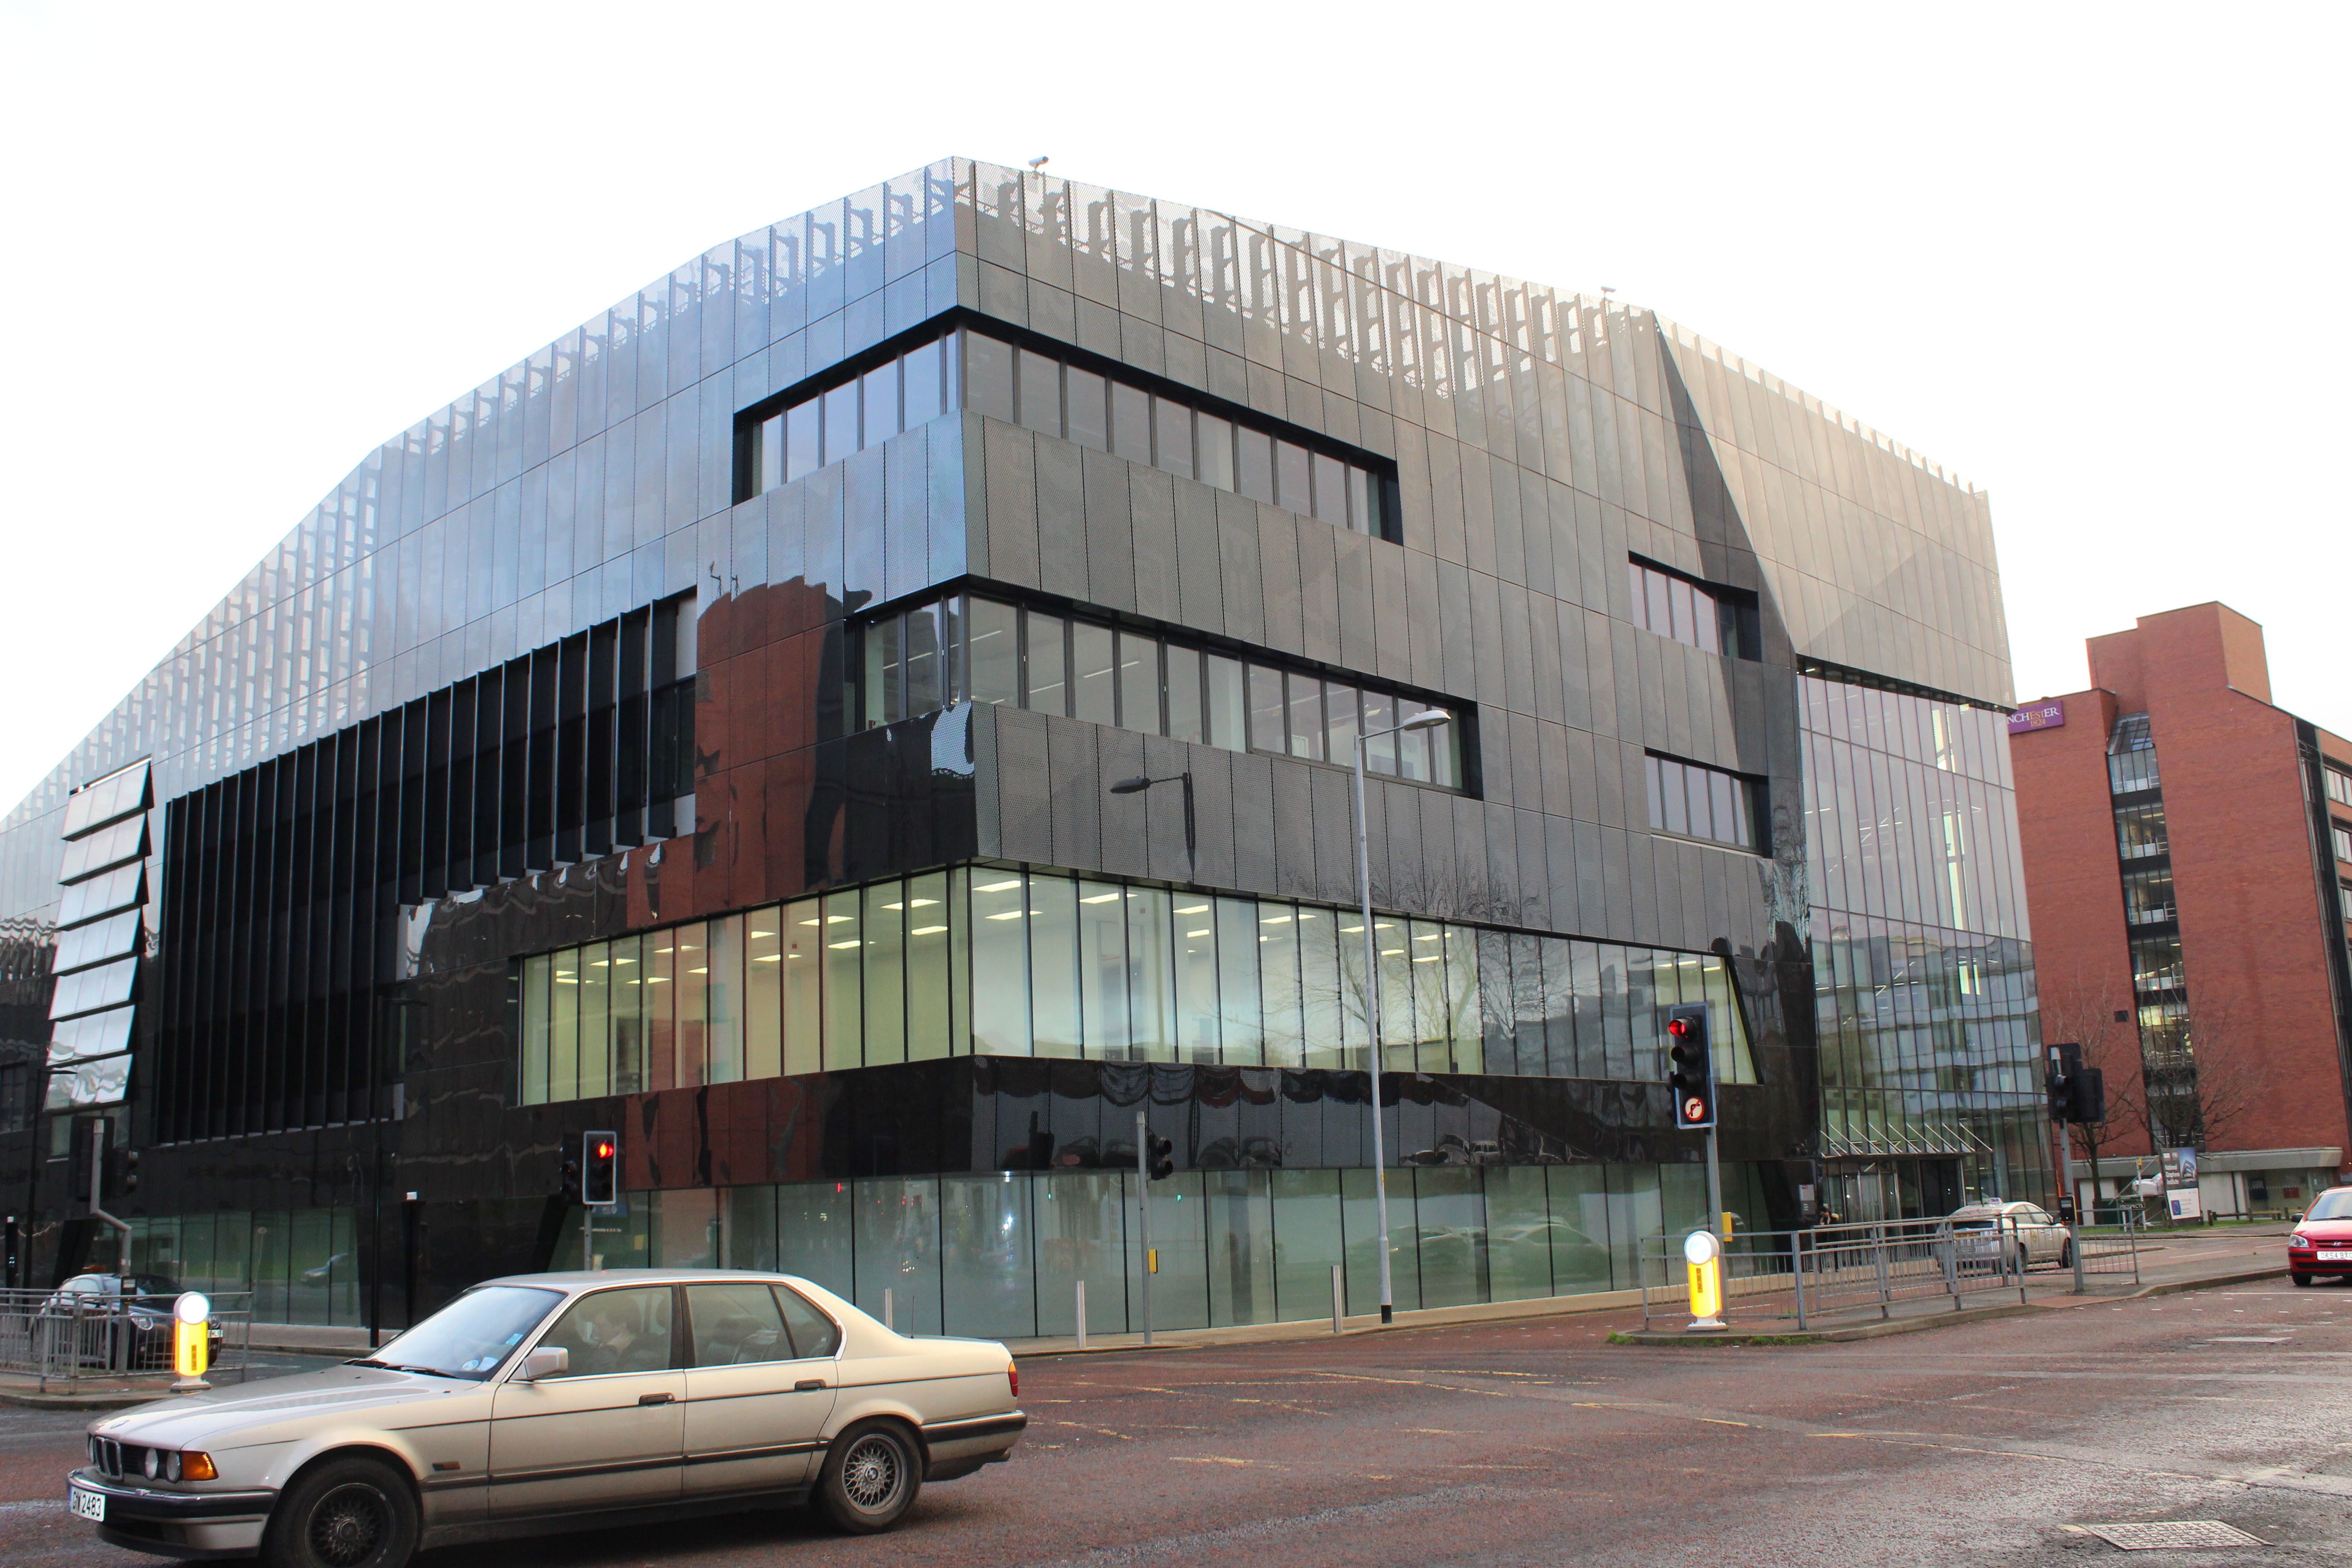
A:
[120, 1275, 181, 1301]
[357, 1286, 562, 1380]
[2304, 1191, 2352, 1221]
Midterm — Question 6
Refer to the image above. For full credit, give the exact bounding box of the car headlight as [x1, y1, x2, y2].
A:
[167, 1451, 215, 1482]
[2291, 1233, 2312, 1248]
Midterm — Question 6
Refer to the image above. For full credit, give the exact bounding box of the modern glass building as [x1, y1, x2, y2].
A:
[0, 160, 2043, 1332]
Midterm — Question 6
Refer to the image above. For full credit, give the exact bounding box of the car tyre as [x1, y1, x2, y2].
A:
[2058, 1240, 2073, 1269]
[2291, 1272, 2314, 1287]
[260, 1454, 419, 1568]
[814, 1419, 921, 1534]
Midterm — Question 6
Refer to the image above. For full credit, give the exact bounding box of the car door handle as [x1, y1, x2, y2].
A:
[638, 1392, 676, 1406]
[795, 1379, 828, 1392]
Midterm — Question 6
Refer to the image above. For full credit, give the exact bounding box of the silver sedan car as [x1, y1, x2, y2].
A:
[1948, 1201, 2074, 1271]
[66, 1269, 1025, 1567]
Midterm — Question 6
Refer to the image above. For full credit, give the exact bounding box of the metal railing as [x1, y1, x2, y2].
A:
[0, 1289, 254, 1390]
[1639, 1216, 2140, 1332]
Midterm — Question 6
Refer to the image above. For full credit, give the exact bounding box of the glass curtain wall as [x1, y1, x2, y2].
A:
[120, 1208, 361, 1326]
[2106, 714, 2199, 1146]
[519, 869, 1759, 1103]
[1798, 674, 2047, 1203]
[546, 1161, 1769, 1338]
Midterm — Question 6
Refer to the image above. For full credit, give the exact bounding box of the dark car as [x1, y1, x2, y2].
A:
[2287, 1187, 2352, 1285]
[38, 1274, 223, 1372]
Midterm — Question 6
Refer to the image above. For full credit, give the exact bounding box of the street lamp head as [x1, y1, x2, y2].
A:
[1109, 776, 1153, 795]
[1400, 710, 1450, 732]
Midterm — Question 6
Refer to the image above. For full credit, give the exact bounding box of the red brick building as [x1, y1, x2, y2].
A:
[2011, 603, 2352, 1217]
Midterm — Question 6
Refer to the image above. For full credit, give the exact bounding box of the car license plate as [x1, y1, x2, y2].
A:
[68, 1484, 104, 1523]
[2318, 1249, 2352, 1261]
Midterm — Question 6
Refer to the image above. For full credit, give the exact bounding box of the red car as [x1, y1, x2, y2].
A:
[2287, 1187, 2352, 1284]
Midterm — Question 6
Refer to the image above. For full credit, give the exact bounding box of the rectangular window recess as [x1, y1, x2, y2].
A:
[1627, 554, 1759, 660]
[733, 309, 1402, 543]
[844, 583, 1470, 793]
[1642, 751, 1763, 853]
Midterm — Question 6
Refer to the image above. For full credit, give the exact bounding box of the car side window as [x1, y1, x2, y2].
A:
[686, 1283, 791, 1367]
[536, 1287, 679, 1377]
[773, 1285, 841, 1358]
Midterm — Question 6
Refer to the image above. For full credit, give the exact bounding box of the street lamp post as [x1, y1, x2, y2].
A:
[1349, 709, 1451, 1328]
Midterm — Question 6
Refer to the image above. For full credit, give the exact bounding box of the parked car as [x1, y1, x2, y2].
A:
[1946, 1202, 2073, 1272]
[2286, 1186, 2352, 1285]
[66, 1269, 1024, 1567]
[37, 1274, 222, 1372]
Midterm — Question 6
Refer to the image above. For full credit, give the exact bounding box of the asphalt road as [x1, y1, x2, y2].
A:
[7, 1270, 2352, 1567]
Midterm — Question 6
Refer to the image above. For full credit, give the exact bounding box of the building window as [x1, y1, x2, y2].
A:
[1626, 558, 1759, 659]
[1643, 753, 1762, 852]
[513, 869, 1760, 1099]
[741, 331, 959, 498]
[2114, 798, 2169, 860]
[2340, 881, 2352, 923]
[2121, 865, 2175, 926]
[852, 592, 1466, 790]
[2333, 820, 2352, 866]
[2328, 765, 2352, 808]
[2130, 933, 2185, 996]
[737, 322, 1399, 543]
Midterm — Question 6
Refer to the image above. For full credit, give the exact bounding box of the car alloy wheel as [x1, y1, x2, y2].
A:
[263, 1455, 417, 1568]
[816, 1419, 921, 1534]
[842, 1434, 904, 1512]
[308, 1482, 390, 1568]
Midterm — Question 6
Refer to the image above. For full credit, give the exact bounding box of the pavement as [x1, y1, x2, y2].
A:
[3, 1225, 2340, 1566]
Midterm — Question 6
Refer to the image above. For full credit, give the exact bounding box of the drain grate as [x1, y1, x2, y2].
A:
[2075, 1520, 2267, 1550]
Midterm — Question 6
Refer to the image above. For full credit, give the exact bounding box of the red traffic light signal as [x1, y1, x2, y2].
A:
[582, 1130, 620, 1206]
[1665, 1004, 1715, 1131]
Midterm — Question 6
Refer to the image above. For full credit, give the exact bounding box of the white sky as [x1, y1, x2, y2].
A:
[3, 1, 2344, 810]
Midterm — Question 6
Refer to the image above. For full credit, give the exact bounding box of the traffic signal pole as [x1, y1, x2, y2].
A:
[1135, 1110, 1153, 1347]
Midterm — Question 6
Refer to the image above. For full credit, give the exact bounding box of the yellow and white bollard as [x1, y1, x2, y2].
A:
[1684, 1231, 1728, 1332]
[172, 1292, 212, 1392]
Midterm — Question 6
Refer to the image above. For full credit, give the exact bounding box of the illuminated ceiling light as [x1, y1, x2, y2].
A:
[907, 898, 940, 907]
[1080, 893, 1120, 904]
[1174, 904, 1209, 914]
[911, 924, 948, 936]
[827, 941, 862, 951]
[1185, 929, 1211, 938]
[975, 879, 1023, 892]
[987, 911, 1025, 921]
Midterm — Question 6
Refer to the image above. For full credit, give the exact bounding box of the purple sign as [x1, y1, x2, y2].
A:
[2008, 700, 2065, 735]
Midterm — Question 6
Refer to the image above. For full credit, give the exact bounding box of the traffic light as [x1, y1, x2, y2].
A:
[1665, 1004, 1714, 1130]
[558, 1145, 583, 1200]
[2069, 1066, 2106, 1125]
[583, 1131, 619, 1206]
[2047, 1042, 2084, 1123]
[1143, 1131, 1175, 1181]
[106, 1147, 141, 1197]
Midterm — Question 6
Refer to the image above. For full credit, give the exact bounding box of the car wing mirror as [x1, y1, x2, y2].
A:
[517, 1347, 568, 1381]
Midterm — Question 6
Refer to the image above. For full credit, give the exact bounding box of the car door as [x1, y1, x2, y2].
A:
[680, 1282, 839, 1498]
[489, 1285, 686, 1518]
[2024, 1207, 2059, 1262]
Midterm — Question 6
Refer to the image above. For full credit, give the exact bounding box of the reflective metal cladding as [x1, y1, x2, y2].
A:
[0, 159, 2039, 1327]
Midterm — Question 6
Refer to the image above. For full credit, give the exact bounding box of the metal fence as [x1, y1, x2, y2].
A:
[1639, 1216, 2141, 1332]
[0, 1289, 254, 1391]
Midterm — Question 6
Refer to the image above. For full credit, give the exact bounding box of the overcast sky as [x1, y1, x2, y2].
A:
[2, 1, 2343, 809]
